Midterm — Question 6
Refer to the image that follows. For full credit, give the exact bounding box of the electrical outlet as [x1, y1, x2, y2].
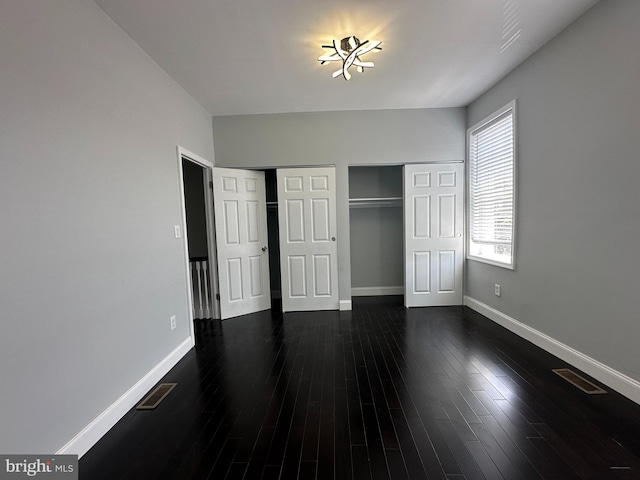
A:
[170, 315, 176, 331]
[494, 284, 501, 297]
[174, 225, 181, 239]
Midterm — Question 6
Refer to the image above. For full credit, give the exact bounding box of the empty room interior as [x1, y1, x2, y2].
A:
[2, 1, 640, 479]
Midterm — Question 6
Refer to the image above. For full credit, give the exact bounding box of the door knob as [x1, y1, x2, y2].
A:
[456, 233, 462, 237]
[331, 236, 336, 241]
[262, 246, 268, 252]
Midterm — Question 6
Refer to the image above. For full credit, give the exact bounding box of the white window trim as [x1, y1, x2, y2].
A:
[466, 100, 517, 270]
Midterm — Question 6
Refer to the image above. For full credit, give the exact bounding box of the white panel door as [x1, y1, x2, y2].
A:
[212, 168, 270, 319]
[277, 167, 339, 312]
[404, 163, 464, 307]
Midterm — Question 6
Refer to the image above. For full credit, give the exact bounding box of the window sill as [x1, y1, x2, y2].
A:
[466, 255, 515, 270]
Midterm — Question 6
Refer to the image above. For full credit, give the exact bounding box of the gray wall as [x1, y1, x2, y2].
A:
[213, 109, 466, 301]
[349, 165, 403, 199]
[0, 0, 214, 453]
[350, 207, 404, 289]
[466, 0, 640, 381]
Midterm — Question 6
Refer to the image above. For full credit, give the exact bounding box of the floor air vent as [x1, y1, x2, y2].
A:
[552, 369, 606, 394]
[136, 383, 177, 410]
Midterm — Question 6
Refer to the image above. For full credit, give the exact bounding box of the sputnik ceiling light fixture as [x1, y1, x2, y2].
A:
[318, 36, 382, 80]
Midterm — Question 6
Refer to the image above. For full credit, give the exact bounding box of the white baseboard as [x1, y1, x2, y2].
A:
[339, 300, 352, 311]
[351, 286, 403, 297]
[57, 337, 193, 458]
[464, 296, 640, 405]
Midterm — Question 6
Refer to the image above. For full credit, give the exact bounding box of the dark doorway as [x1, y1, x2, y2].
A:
[182, 158, 213, 319]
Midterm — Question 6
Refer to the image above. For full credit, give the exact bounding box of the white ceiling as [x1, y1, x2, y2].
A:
[95, 0, 598, 116]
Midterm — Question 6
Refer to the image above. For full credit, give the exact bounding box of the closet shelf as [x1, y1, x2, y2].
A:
[349, 197, 403, 209]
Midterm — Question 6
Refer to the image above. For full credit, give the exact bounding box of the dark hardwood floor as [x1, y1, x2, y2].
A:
[80, 297, 640, 479]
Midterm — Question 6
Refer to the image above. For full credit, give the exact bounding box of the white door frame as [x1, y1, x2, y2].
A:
[177, 146, 220, 346]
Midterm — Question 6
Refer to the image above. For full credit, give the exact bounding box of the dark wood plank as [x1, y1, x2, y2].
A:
[352, 445, 372, 480]
[468, 420, 526, 480]
[389, 408, 439, 480]
[362, 403, 391, 480]
[385, 449, 410, 480]
[437, 419, 486, 480]
[527, 437, 584, 480]
[317, 320, 336, 480]
[464, 440, 504, 480]
[299, 461, 317, 480]
[225, 462, 247, 480]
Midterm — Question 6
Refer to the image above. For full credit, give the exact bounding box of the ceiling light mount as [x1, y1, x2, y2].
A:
[318, 35, 382, 80]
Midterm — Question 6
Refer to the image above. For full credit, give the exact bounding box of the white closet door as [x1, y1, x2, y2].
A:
[212, 168, 271, 319]
[404, 163, 464, 307]
[277, 167, 339, 312]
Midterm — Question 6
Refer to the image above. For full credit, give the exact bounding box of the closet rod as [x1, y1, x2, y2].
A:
[349, 197, 403, 208]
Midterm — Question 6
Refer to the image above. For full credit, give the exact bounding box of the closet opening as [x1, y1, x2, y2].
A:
[263, 169, 282, 307]
[349, 165, 404, 298]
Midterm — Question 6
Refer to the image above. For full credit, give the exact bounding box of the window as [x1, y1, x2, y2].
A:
[467, 100, 516, 269]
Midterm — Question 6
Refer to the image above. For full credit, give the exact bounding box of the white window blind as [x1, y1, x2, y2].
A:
[468, 102, 516, 268]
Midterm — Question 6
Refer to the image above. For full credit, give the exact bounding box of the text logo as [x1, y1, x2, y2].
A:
[0, 455, 77, 479]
